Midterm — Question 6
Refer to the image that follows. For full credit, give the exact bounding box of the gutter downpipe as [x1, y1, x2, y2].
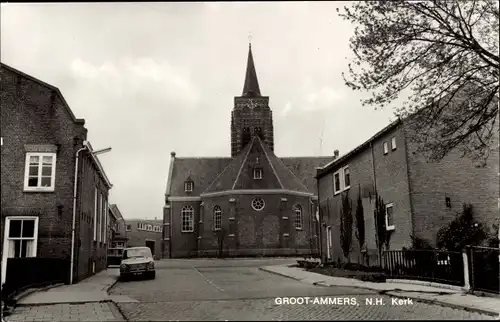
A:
[316, 173, 323, 263]
[70, 145, 88, 285]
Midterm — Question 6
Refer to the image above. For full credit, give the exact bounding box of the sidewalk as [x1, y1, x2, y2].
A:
[260, 264, 500, 317]
[4, 268, 137, 322]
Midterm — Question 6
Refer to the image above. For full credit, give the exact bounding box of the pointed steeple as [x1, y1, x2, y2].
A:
[242, 42, 261, 97]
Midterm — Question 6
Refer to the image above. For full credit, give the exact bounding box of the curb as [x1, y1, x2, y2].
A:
[106, 276, 120, 294]
[9, 283, 65, 307]
[259, 267, 303, 282]
[16, 299, 113, 307]
[260, 267, 499, 317]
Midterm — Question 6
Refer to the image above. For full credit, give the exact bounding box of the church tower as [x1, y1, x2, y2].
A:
[231, 42, 274, 157]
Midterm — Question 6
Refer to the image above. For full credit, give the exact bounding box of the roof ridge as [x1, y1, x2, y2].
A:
[231, 136, 257, 190]
[260, 139, 310, 192]
[202, 139, 253, 194]
[258, 136, 285, 189]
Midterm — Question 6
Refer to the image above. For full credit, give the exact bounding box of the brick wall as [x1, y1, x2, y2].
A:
[406, 121, 500, 246]
[317, 124, 413, 264]
[0, 65, 110, 284]
[167, 194, 316, 258]
[125, 219, 163, 259]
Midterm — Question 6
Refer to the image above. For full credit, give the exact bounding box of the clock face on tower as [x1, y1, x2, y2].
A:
[246, 99, 257, 110]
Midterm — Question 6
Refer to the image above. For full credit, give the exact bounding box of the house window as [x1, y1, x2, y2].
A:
[333, 171, 341, 195]
[115, 242, 124, 248]
[184, 181, 193, 192]
[4, 217, 38, 258]
[383, 142, 389, 155]
[391, 137, 397, 150]
[253, 168, 263, 180]
[445, 197, 451, 208]
[93, 188, 98, 241]
[181, 206, 194, 232]
[385, 203, 395, 231]
[251, 197, 265, 211]
[24, 153, 57, 192]
[294, 205, 303, 230]
[213, 206, 222, 231]
[343, 167, 350, 190]
[147, 224, 152, 231]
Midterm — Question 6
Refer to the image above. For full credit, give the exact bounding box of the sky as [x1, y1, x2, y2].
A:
[1, 2, 397, 220]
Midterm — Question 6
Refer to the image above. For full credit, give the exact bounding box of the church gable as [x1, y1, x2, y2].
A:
[232, 137, 282, 190]
[202, 139, 255, 194]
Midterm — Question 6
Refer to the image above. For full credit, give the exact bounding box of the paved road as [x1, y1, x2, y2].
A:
[110, 258, 494, 321]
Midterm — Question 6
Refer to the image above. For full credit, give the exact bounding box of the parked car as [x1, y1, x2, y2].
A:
[119, 246, 156, 280]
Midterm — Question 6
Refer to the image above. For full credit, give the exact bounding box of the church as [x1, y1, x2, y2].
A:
[162, 43, 333, 258]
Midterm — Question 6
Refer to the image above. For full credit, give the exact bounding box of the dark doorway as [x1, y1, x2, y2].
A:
[145, 240, 155, 258]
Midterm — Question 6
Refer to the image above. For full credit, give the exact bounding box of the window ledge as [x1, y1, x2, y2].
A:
[164, 223, 170, 226]
[296, 228, 303, 231]
[164, 237, 170, 241]
[228, 217, 235, 221]
[334, 190, 341, 196]
[283, 233, 290, 237]
[386, 225, 395, 231]
[228, 234, 235, 237]
[343, 186, 350, 191]
[181, 230, 195, 233]
[24, 187, 55, 193]
[282, 216, 288, 220]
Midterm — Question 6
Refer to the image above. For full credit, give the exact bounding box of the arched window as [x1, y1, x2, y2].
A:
[213, 206, 222, 231]
[181, 206, 194, 232]
[294, 204, 303, 230]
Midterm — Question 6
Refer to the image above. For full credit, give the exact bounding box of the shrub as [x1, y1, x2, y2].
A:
[436, 203, 488, 251]
[340, 191, 353, 262]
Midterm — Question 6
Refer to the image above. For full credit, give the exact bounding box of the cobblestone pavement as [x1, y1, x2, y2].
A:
[110, 259, 495, 321]
[4, 302, 119, 322]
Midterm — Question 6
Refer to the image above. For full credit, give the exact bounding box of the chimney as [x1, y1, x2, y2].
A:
[334, 150, 339, 158]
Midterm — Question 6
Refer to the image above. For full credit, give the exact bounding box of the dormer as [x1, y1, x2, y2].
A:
[184, 176, 194, 193]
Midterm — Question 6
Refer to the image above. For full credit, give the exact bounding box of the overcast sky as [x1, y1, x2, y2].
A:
[1, 2, 397, 220]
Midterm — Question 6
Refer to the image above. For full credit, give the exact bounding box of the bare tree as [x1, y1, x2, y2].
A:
[339, 0, 499, 163]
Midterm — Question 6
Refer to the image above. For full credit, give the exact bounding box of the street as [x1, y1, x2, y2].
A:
[109, 259, 493, 321]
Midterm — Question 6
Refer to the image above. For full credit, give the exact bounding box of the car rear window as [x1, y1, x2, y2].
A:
[122, 248, 151, 259]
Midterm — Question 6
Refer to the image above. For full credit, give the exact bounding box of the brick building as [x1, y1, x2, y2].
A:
[125, 219, 163, 259]
[316, 117, 499, 264]
[163, 44, 332, 258]
[107, 204, 128, 265]
[0, 63, 112, 285]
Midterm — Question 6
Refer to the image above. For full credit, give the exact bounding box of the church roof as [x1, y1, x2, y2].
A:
[202, 136, 318, 195]
[167, 157, 231, 196]
[166, 150, 333, 198]
[242, 44, 261, 97]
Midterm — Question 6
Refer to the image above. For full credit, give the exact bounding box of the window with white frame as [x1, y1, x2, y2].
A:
[93, 188, 97, 241]
[253, 168, 263, 180]
[391, 137, 397, 150]
[343, 167, 350, 190]
[184, 181, 193, 192]
[294, 204, 303, 230]
[4, 217, 39, 259]
[213, 206, 222, 231]
[383, 142, 389, 155]
[333, 171, 341, 194]
[181, 206, 194, 232]
[24, 153, 57, 191]
[147, 224, 152, 231]
[385, 203, 395, 231]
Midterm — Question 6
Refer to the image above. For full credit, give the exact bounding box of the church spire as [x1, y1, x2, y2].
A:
[242, 38, 261, 97]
